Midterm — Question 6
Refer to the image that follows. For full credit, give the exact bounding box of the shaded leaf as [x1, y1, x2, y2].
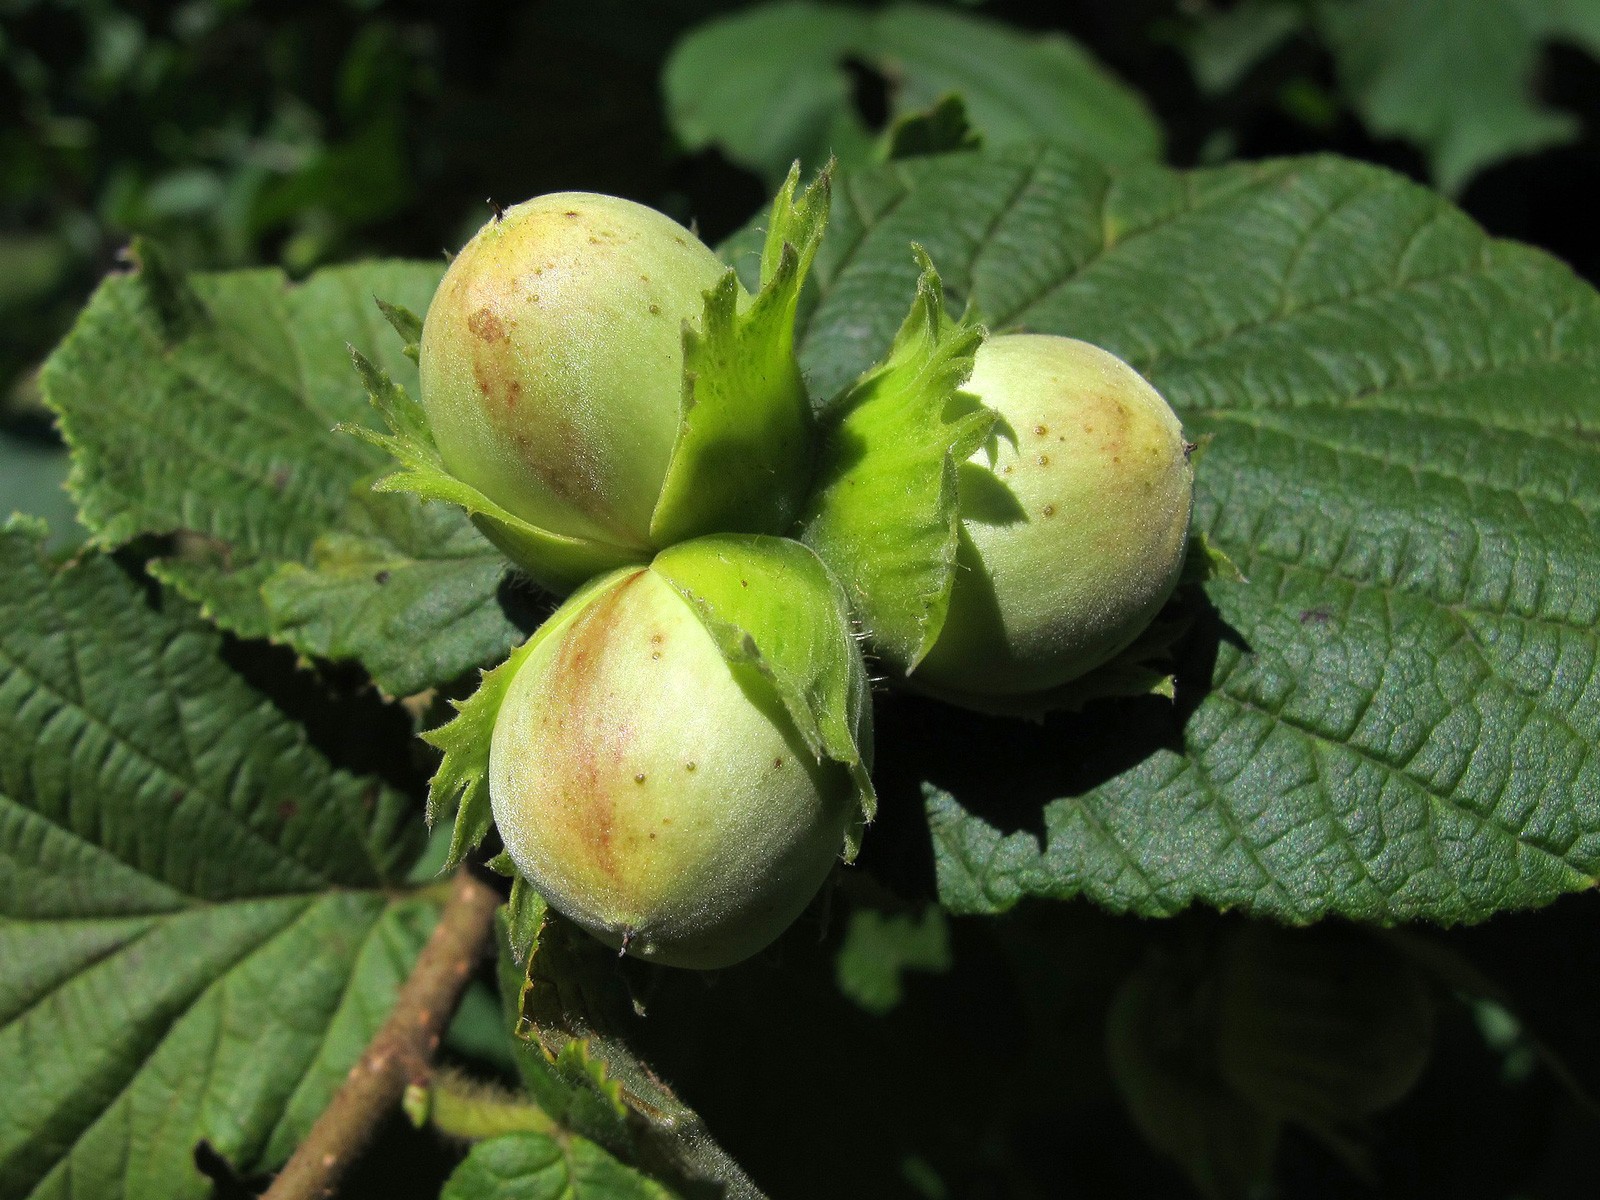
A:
[665, 1, 1161, 186]
[1181, 0, 1600, 193]
[496, 912, 763, 1199]
[442, 1131, 675, 1200]
[0, 527, 433, 1199]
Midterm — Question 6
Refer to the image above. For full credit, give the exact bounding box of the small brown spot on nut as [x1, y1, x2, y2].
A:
[466, 307, 505, 342]
[1042, 504, 1056, 517]
[634, 773, 647, 784]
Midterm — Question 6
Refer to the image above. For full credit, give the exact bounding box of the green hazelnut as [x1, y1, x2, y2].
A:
[916, 334, 1194, 697]
[488, 544, 868, 969]
[419, 193, 730, 589]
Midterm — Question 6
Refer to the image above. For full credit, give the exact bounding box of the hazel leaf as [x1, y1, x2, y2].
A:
[0, 526, 433, 1200]
[749, 144, 1600, 927]
[38, 251, 528, 696]
[495, 912, 762, 1198]
[664, 1, 1161, 187]
[441, 1131, 675, 1200]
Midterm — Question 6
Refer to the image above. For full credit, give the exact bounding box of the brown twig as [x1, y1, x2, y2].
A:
[260, 869, 502, 1200]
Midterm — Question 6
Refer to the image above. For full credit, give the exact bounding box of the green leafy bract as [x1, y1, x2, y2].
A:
[747, 144, 1600, 926]
[665, 1, 1161, 186]
[38, 243, 525, 696]
[798, 249, 992, 675]
[649, 164, 829, 546]
[0, 525, 432, 1200]
[652, 533, 876, 855]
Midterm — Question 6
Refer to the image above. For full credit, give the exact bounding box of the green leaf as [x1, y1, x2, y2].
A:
[653, 534, 876, 853]
[778, 145, 1600, 926]
[1316, 0, 1600, 194]
[259, 487, 529, 699]
[882, 94, 985, 162]
[424, 570, 629, 871]
[1181, 0, 1307, 95]
[648, 165, 826, 547]
[835, 904, 952, 1015]
[664, 1, 1161, 187]
[0, 528, 434, 1199]
[1181, 0, 1600, 194]
[495, 912, 763, 1199]
[798, 248, 991, 674]
[39, 246, 529, 695]
[442, 1131, 676, 1200]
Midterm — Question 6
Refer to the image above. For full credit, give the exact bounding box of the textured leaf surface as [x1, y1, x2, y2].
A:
[40, 248, 527, 695]
[441, 1132, 675, 1200]
[665, 1, 1161, 186]
[0, 528, 434, 1199]
[759, 145, 1600, 925]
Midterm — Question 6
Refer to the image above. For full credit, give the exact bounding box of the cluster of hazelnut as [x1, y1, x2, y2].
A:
[393, 172, 1192, 968]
